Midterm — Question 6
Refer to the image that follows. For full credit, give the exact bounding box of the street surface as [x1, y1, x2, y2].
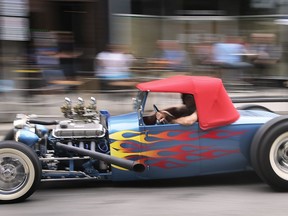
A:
[1, 172, 287, 216]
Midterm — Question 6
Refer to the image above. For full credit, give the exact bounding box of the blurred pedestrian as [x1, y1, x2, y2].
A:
[149, 40, 191, 72]
[212, 35, 252, 83]
[94, 44, 135, 80]
[57, 32, 82, 79]
[248, 33, 282, 76]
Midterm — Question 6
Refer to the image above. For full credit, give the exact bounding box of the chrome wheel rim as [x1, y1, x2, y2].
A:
[0, 153, 29, 194]
[270, 132, 288, 180]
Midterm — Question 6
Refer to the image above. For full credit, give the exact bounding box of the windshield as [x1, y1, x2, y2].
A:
[133, 91, 146, 111]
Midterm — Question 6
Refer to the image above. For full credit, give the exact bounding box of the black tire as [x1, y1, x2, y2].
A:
[0, 141, 42, 203]
[251, 116, 288, 191]
[237, 104, 274, 113]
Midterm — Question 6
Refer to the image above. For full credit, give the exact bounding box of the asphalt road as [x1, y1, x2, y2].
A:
[1, 172, 288, 216]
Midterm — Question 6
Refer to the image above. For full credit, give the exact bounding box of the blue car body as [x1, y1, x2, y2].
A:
[108, 108, 279, 181]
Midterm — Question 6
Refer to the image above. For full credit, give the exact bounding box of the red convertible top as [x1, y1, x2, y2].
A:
[137, 75, 239, 130]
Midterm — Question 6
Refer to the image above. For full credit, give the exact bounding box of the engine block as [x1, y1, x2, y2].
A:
[52, 119, 106, 138]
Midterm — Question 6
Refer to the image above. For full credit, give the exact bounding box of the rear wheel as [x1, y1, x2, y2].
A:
[251, 116, 288, 191]
[0, 141, 42, 203]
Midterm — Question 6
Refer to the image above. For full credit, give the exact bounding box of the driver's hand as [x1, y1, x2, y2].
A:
[156, 112, 166, 123]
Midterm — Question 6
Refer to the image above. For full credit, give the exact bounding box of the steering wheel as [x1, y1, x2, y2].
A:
[153, 104, 160, 113]
[153, 104, 168, 124]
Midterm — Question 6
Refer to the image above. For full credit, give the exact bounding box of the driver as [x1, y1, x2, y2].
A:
[156, 93, 198, 126]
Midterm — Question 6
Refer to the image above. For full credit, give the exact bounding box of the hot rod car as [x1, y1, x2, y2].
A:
[1, 75, 288, 203]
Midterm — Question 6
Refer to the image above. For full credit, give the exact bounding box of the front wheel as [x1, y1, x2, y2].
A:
[0, 141, 42, 203]
[251, 116, 288, 191]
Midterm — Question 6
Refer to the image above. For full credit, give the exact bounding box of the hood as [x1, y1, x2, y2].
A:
[108, 112, 139, 134]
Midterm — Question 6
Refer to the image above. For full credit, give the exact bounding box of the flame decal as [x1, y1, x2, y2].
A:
[110, 129, 245, 170]
[199, 130, 245, 139]
[110, 130, 151, 143]
[149, 131, 198, 141]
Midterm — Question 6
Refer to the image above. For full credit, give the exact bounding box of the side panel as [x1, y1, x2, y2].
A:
[140, 123, 200, 179]
[199, 124, 260, 175]
[108, 112, 146, 181]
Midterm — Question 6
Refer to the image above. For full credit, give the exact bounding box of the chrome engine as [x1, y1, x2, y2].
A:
[51, 97, 110, 156]
[13, 97, 111, 178]
[53, 119, 106, 138]
[11, 97, 144, 180]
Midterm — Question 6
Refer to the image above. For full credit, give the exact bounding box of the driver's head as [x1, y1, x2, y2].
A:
[181, 94, 196, 109]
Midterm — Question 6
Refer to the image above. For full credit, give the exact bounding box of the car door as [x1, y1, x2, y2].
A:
[198, 124, 251, 175]
[139, 122, 200, 179]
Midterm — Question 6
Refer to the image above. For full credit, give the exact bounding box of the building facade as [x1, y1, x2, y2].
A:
[1, 0, 288, 79]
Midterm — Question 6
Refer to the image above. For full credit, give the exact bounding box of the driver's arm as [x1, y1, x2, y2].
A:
[171, 111, 198, 126]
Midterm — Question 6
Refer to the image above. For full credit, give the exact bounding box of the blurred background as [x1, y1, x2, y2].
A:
[1, 0, 288, 122]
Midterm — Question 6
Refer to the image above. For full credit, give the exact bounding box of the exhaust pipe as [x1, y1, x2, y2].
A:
[56, 142, 145, 172]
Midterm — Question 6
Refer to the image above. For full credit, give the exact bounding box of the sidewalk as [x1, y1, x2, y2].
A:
[1, 86, 288, 136]
[0, 91, 137, 136]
